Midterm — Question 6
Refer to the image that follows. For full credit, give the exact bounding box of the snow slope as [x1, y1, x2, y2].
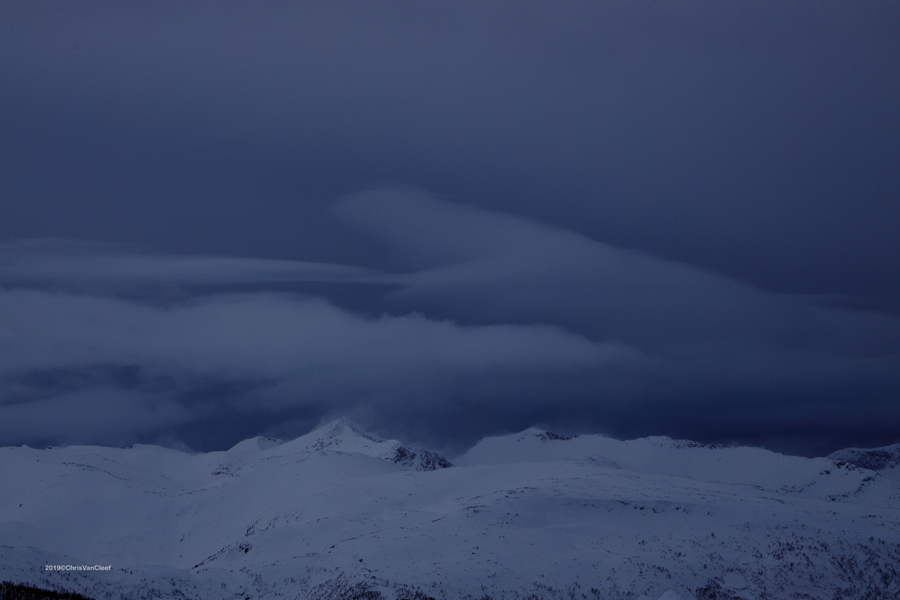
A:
[1, 421, 898, 600]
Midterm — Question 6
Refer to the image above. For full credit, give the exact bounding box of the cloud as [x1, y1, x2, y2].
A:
[1, 191, 898, 455]
[331, 190, 900, 452]
[3, 1, 897, 298]
[334, 190, 900, 354]
[0, 239, 381, 290]
[0, 281, 627, 450]
[1, 0, 898, 455]
[0, 388, 193, 449]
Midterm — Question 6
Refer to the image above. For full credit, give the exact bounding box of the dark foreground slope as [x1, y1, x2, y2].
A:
[0, 581, 95, 600]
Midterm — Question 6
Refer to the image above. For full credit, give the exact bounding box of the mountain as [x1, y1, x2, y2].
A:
[828, 443, 900, 483]
[296, 417, 451, 471]
[1, 422, 898, 600]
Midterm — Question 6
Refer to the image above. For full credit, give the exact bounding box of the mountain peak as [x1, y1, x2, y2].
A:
[301, 419, 451, 471]
[309, 418, 381, 451]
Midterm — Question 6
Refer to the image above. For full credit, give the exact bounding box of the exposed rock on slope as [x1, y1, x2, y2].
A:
[829, 443, 900, 470]
[828, 443, 900, 484]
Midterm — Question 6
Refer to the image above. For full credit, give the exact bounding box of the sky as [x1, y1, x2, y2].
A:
[1, 1, 899, 456]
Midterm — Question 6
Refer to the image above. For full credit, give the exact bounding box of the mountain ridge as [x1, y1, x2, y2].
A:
[828, 443, 900, 476]
[1, 420, 898, 600]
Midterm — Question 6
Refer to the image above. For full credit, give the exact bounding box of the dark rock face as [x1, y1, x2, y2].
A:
[537, 431, 577, 442]
[390, 446, 451, 471]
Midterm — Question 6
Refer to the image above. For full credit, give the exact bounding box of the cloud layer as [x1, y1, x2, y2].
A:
[2, 191, 898, 455]
[2, 1, 898, 307]
[0, 237, 628, 451]
[2, 2, 898, 453]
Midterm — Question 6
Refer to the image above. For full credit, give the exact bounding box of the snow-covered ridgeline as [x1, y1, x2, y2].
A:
[1, 419, 898, 600]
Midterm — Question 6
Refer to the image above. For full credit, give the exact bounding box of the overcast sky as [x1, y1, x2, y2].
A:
[1, 1, 898, 456]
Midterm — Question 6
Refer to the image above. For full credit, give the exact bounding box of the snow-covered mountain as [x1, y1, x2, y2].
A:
[1, 421, 898, 600]
[828, 443, 900, 484]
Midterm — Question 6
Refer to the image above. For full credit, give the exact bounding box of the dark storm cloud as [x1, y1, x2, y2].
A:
[334, 191, 900, 452]
[336, 191, 812, 349]
[2, 191, 898, 454]
[0, 2, 898, 454]
[0, 388, 192, 450]
[0, 266, 626, 451]
[1, 1, 898, 303]
[337, 191, 900, 353]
